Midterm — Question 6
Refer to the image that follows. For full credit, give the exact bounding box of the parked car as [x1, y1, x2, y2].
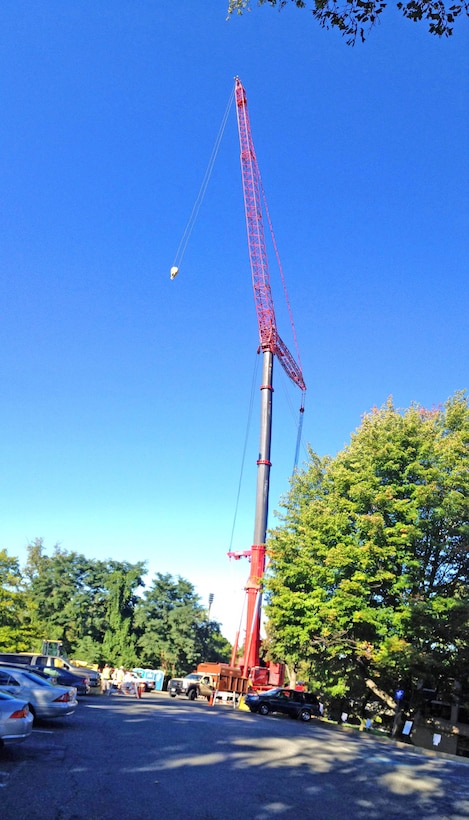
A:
[0, 665, 78, 721]
[29, 665, 90, 695]
[0, 653, 100, 688]
[0, 690, 34, 747]
[244, 687, 322, 722]
[64, 663, 100, 689]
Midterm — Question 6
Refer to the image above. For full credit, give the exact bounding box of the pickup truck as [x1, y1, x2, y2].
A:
[167, 663, 251, 702]
[167, 672, 214, 700]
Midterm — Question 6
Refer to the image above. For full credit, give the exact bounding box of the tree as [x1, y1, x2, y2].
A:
[265, 391, 469, 714]
[194, 619, 233, 667]
[100, 561, 146, 668]
[24, 541, 111, 655]
[135, 573, 231, 675]
[4, 540, 234, 671]
[23, 541, 146, 665]
[23, 541, 94, 652]
[0, 550, 36, 651]
[227, 0, 469, 45]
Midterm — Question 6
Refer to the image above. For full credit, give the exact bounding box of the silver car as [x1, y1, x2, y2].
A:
[0, 666, 77, 721]
[0, 690, 34, 746]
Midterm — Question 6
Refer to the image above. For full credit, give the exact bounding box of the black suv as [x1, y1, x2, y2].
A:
[244, 687, 321, 722]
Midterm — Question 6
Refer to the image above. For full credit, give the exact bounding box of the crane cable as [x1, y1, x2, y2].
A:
[170, 87, 235, 279]
[293, 392, 306, 474]
[278, 368, 306, 475]
[228, 352, 260, 554]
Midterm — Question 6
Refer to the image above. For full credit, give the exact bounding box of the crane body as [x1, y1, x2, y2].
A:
[169, 79, 305, 705]
[229, 78, 306, 684]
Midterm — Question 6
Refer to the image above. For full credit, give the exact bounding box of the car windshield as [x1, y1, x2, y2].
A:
[186, 674, 202, 681]
[262, 688, 282, 696]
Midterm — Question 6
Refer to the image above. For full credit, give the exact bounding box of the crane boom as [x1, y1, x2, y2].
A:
[235, 77, 306, 392]
[232, 78, 306, 678]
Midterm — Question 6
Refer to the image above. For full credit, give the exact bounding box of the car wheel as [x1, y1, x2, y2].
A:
[169, 693, 177, 698]
[259, 703, 270, 716]
[188, 689, 197, 701]
[298, 708, 312, 722]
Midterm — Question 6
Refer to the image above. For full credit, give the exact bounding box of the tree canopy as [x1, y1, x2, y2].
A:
[227, 0, 469, 45]
[0, 540, 231, 674]
[0, 550, 36, 651]
[264, 391, 469, 714]
[135, 573, 231, 675]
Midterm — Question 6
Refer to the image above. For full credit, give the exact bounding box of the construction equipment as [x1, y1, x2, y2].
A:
[167, 80, 306, 705]
[228, 78, 306, 683]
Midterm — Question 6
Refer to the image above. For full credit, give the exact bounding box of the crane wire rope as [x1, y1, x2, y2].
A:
[278, 368, 307, 474]
[228, 351, 260, 554]
[293, 396, 305, 474]
[170, 87, 234, 278]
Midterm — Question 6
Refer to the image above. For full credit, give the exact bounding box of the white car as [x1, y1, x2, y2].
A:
[0, 665, 77, 721]
[0, 690, 34, 746]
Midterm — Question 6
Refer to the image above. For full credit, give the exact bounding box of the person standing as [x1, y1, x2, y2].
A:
[101, 664, 112, 695]
[113, 666, 125, 693]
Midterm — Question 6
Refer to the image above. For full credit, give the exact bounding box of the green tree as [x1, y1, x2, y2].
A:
[227, 0, 469, 45]
[23, 541, 146, 665]
[0, 549, 36, 650]
[24, 541, 110, 655]
[100, 561, 146, 668]
[265, 391, 469, 711]
[194, 619, 233, 667]
[135, 573, 231, 675]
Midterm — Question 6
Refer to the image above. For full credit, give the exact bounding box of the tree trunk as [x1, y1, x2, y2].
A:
[365, 677, 396, 709]
[286, 665, 297, 689]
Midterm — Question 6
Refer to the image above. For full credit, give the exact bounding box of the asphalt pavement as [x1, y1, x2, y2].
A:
[1, 690, 469, 819]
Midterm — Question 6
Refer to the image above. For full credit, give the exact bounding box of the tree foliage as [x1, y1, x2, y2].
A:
[0, 550, 35, 651]
[227, 0, 469, 45]
[134, 573, 231, 676]
[265, 391, 469, 711]
[0, 542, 232, 674]
[101, 561, 146, 668]
[22, 540, 146, 665]
[24, 541, 121, 656]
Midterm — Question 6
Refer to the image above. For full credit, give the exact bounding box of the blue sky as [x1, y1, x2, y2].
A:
[1, 1, 467, 642]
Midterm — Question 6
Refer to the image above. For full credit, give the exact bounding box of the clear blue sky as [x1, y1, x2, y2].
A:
[1, 1, 467, 642]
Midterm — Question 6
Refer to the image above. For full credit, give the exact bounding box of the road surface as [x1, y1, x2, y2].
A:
[1, 691, 468, 819]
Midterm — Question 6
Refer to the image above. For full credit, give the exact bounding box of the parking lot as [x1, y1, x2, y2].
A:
[2, 690, 469, 819]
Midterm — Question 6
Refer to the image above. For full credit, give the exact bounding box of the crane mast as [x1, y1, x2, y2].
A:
[231, 78, 306, 678]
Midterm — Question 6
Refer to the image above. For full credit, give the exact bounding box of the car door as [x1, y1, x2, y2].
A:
[288, 691, 305, 717]
[273, 690, 295, 716]
[199, 676, 214, 697]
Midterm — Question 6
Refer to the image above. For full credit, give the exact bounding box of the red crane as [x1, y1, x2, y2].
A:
[229, 77, 306, 682]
